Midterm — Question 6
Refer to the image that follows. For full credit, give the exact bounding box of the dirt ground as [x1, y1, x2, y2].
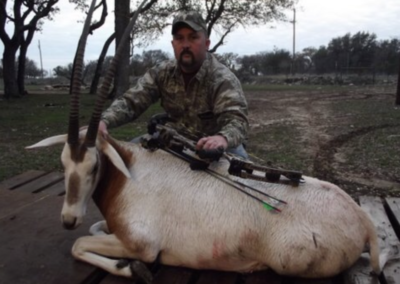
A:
[245, 87, 400, 199]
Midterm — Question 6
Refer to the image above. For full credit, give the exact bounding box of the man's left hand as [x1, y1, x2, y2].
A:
[196, 135, 228, 151]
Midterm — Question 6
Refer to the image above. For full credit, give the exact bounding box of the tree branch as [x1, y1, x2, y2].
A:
[21, 0, 35, 22]
[204, 0, 216, 23]
[89, 0, 107, 34]
[209, 20, 236, 53]
[0, 0, 11, 42]
[129, 0, 158, 18]
[21, 0, 58, 33]
[207, 0, 227, 37]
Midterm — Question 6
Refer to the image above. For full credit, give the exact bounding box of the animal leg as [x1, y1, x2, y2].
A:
[89, 220, 109, 235]
[72, 234, 153, 282]
[116, 259, 153, 284]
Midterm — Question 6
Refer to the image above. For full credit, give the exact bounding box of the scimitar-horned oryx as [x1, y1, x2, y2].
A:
[27, 0, 397, 282]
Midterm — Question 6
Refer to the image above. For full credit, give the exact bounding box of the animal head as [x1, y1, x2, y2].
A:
[26, 129, 131, 230]
[26, 0, 145, 230]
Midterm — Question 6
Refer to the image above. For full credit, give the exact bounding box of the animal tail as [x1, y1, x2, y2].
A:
[363, 210, 382, 274]
[364, 210, 399, 274]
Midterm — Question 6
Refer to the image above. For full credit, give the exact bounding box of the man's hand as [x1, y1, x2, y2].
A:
[98, 120, 109, 135]
[196, 135, 228, 151]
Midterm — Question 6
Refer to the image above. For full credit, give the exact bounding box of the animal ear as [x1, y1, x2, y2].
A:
[102, 142, 132, 179]
[26, 134, 67, 149]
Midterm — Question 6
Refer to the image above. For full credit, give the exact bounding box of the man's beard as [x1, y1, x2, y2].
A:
[178, 50, 197, 70]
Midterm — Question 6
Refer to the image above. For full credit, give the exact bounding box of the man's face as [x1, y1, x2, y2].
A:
[171, 26, 210, 73]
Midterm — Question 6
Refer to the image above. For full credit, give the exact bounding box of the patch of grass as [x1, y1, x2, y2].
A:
[340, 126, 400, 180]
[247, 123, 312, 174]
[0, 92, 162, 181]
[243, 84, 357, 92]
[328, 97, 400, 135]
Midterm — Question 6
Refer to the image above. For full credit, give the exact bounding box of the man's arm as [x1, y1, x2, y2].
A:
[213, 77, 249, 149]
[101, 68, 161, 128]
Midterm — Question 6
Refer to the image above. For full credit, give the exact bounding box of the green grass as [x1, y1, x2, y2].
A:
[327, 99, 400, 179]
[247, 123, 312, 174]
[328, 98, 400, 135]
[243, 84, 357, 92]
[345, 127, 400, 170]
[0, 92, 162, 181]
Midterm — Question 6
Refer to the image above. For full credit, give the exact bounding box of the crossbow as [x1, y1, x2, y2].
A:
[140, 114, 304, 187]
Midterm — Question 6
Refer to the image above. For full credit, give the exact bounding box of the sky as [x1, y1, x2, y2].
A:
[1, 0, 400, 74]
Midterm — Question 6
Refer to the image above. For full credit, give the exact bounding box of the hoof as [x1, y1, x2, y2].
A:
[116, 259, 130, 269]
[130, 260, 153, 284]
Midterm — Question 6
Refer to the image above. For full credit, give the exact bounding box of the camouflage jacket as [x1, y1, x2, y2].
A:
[101, 53, 248, 148]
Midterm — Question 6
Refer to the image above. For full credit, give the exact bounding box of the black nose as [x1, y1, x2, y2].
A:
[62, 217, 77, 230]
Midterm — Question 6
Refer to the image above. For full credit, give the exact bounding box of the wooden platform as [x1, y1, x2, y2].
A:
[1, 170, 399, 284]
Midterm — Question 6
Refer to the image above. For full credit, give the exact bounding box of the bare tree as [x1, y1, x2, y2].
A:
[53, 63, 74, 80]
[90, 0, 159, 96]
[132, 0, 296, 52]
[0, 0, 59, 98]
[90, 0, 295, 97]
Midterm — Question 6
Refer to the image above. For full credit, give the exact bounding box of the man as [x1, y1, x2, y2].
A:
[100, 11, 249, 158]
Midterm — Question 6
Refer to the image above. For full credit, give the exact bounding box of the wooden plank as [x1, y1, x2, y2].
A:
[78, 268, 108, 284]
[291, 277, 336, 284]
[0, 188, 55, 220]
[244, 270, 282, 284]
[0, 170, 47, 189]
[41, 179, 65, 196]
[343, 254, 381, 284]
[360, 196, 400, 284]
[152, 266, 193, 284]
[0, 194, 104, 284]
[344, 196, 400, 284]
[100, 273, 139, 284]
[383, 198, 400, 284]
[15, 171, 63, 193]
[385, 198, 400, 237]
[195, 270, 238, 284]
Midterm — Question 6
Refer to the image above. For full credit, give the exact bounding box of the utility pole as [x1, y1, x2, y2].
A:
[291, 8, 296, 76]
[38, 40, 44, 78]
[396, 52, 400, 105]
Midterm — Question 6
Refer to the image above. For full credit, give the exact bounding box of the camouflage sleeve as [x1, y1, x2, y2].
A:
[101, 68, 161, 128]
[213, 76, 249, 148]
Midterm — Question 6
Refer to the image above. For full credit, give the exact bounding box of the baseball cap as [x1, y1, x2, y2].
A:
[171, 11, 207, 35]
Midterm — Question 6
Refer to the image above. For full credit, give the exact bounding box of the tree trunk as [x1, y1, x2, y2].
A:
[18, 23, 39, 96]
[114, 0, 130, 98]
[90, 33, 116, 94]
[17, 44, 27, 96]
[396, 52, 400, 105]
[2, 46, 19, 99]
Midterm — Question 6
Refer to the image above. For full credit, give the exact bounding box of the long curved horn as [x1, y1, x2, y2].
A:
[68, 0, 98, 145]
[84, 0, 148, 147]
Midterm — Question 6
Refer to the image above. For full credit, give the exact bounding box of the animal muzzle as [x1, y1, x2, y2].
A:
[61, 201, 85, 230]
[62, 215, 78, 230]
[61, 207, 83, 230]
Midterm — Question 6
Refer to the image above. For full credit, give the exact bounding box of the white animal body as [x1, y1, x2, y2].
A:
[27, 133, 387, 279]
